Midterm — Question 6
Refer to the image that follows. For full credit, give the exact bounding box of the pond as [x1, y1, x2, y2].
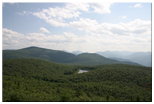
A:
[78, 69, 89, 74]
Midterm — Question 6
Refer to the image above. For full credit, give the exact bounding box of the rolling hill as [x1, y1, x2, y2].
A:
[3, 46, 139, 66]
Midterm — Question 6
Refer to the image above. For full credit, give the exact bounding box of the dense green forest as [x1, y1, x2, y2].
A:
[3, 58, 152, 102]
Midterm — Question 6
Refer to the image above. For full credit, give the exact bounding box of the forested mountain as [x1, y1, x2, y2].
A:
[3, 59, 152, 102]
[3, 46, 139, 66]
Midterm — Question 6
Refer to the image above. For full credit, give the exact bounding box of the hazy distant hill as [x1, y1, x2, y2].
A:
[127, 52, 152, 67]
[3, 46, 139, 66]
[97, 51, 151, 67]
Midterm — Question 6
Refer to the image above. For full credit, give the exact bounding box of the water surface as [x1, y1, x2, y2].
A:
[78, 69, 89, 74]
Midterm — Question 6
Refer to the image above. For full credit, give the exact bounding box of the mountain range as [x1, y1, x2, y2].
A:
[3, 46, 140, 66]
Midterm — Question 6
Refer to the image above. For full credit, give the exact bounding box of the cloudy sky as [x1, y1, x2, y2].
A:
[3, 2, 151, 52]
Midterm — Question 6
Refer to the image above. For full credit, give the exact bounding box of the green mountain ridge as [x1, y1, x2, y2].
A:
[3, 46, 140, 66]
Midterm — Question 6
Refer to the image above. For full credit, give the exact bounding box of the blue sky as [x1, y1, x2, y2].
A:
[3, 2, 151, 52]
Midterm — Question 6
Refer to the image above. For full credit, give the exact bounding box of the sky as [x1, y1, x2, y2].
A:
[2, 2, 151, 52]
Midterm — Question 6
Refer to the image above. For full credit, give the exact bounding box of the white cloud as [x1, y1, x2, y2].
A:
[69, 18, 151, 37]
[3, 28, 84, 50]
[32, 3, 113, 27]
[32, 3, 89, 27]
[65, 3, 90, 12]
[3, 28, 27, 49]
[90, 3, 112, 14]
[33, 11, 68, 27]
[3, 18, 151, 52]
[40, 27, 50, 33]
[3, 3, 151, 52]
[133, 4, 143, 8]
[69, 18, 98, 33]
